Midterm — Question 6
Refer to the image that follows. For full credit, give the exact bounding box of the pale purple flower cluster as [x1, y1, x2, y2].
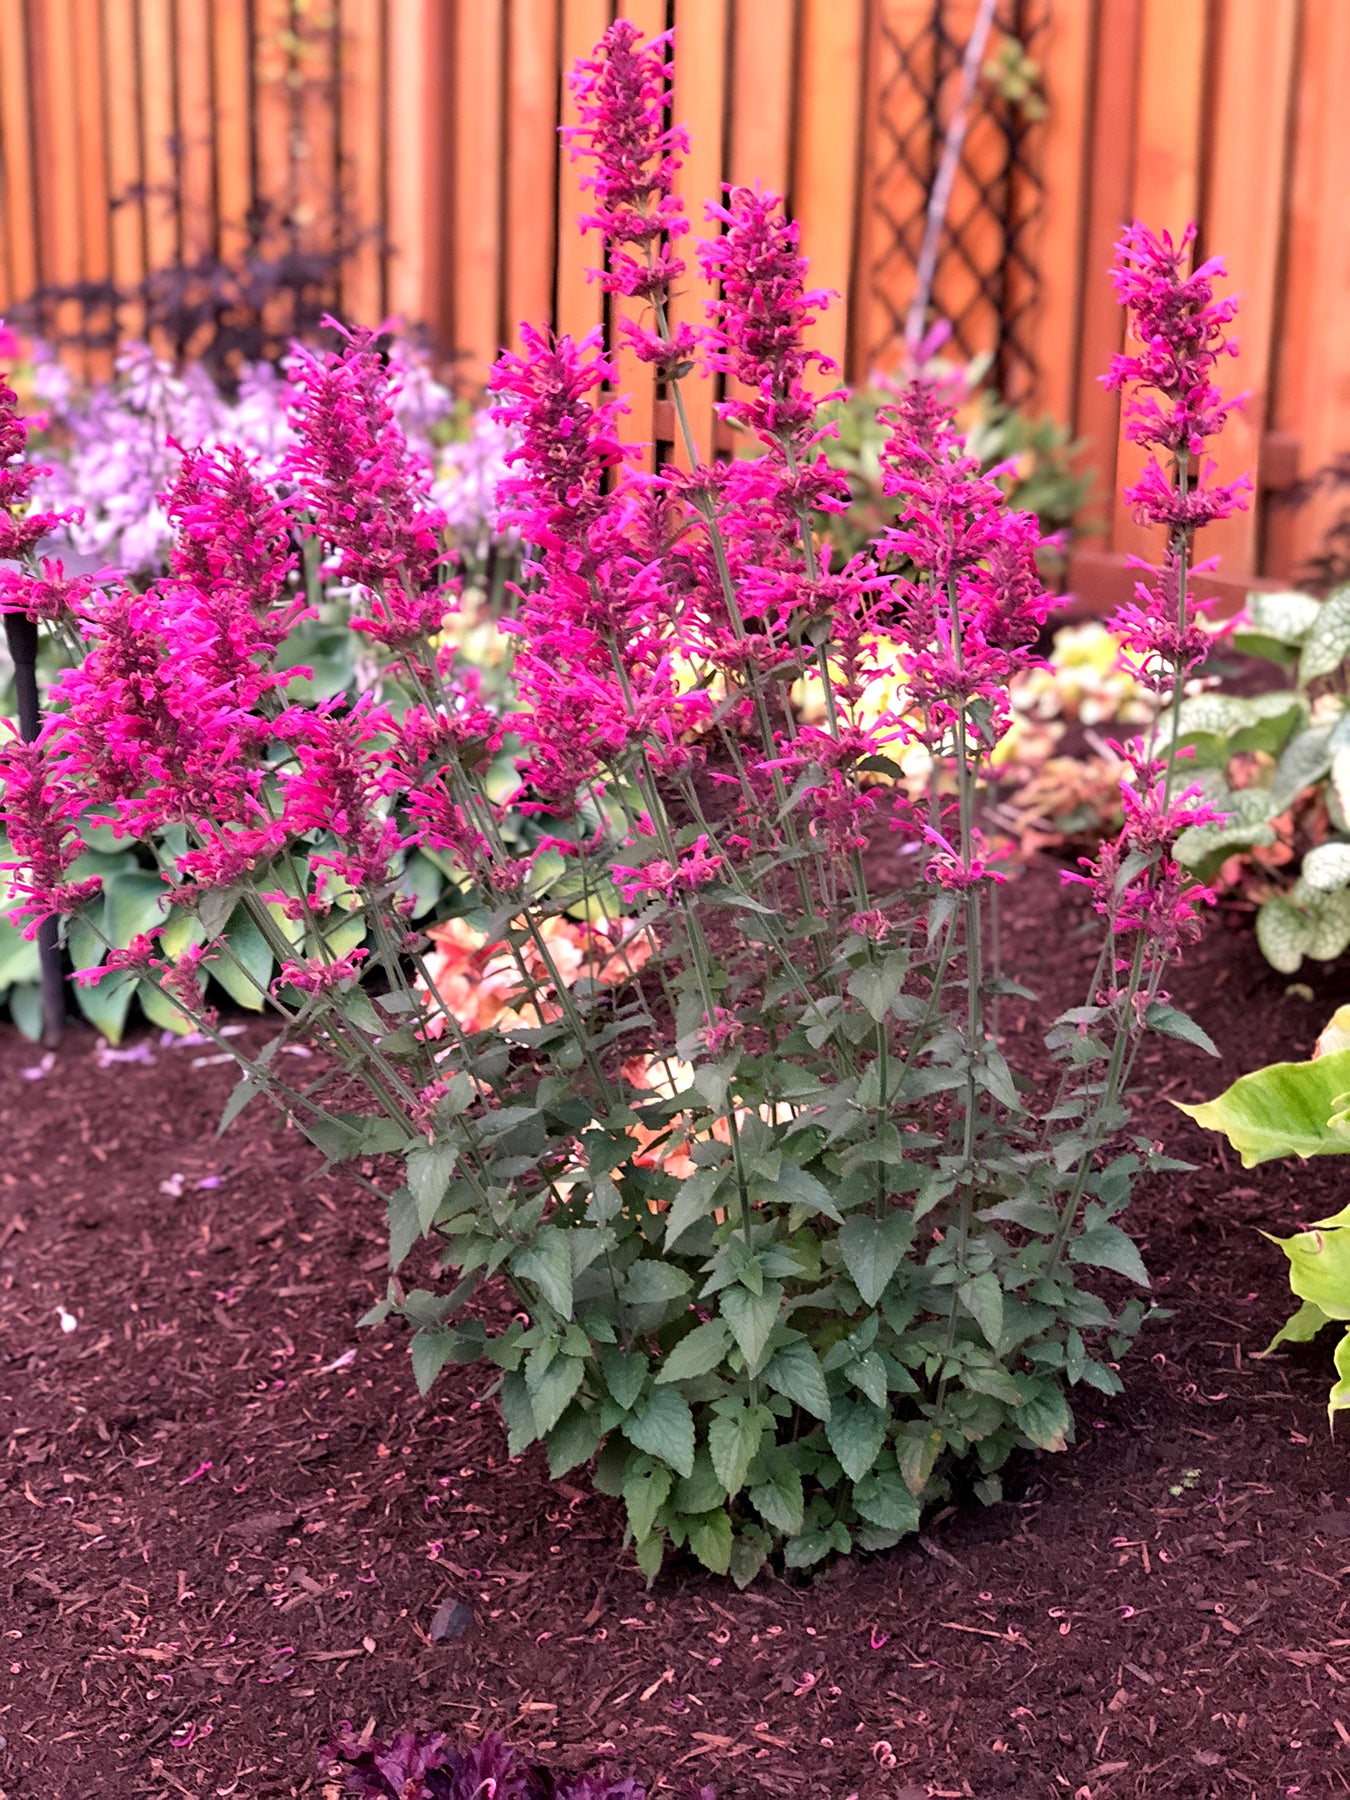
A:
[21, 334, 507, 582]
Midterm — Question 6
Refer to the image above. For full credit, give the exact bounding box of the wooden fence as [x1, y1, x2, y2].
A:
[1, 0, 1348, 600]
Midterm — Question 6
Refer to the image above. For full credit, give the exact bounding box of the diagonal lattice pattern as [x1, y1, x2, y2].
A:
[865, 0, 1047, 404]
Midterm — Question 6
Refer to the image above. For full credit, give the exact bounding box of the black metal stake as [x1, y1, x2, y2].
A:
[4, 609, 64, 1045]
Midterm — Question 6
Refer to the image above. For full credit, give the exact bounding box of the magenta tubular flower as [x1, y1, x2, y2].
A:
[274, 947, 368, 997]
[165, 443, 299, 622]
[52, 583, 267, 836]
[878, 371, 1053, 762]
[0, 369, 82, 558]
[0, 556, 100, 625]
[698, 186, 848, 519]
[490, 325, 628, 550]
[1103, 221, 1250, 692]
[564, 20, 689, 330]
[284, 320, 452, 649]
[613, 832, 723, 905]
[279, 698, 406, 895]
[0, 726, 102, 937]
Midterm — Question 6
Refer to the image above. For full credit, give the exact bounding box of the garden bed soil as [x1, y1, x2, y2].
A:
[3, 857, 1350, 1800]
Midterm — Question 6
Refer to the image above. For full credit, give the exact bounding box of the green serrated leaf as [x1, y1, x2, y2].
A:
[623, 1460, 673, 1541]
[763, 1338, 831, 1420]
[528, 1353, 586, 1437]
[545, 1404, 603, 1477]
[407, 1142, 457, 1235]
[621, 1385, 696, 1478]
[720, 1280, 782, 1374]
[749, 1460, 804, 1537]
[622, 1262, 693, 1306]
[655, 1319, 732, 1386]
[1070, 1223, 1151, 1287]
[1143, 1001, 1218, 1056]
[852, 1467, 921, 1534]
[824, 1394, 889, 1482]
[1015, 1385, 1073, 1453]
[708, 1401, 769, 1497]
[514, 1226, 574, 1320]
[685, 1508, 733, 1575]
[838, 1213, 912, 1307]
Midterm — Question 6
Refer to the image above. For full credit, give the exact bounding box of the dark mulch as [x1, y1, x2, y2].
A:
[3, 859, 1350, 1800]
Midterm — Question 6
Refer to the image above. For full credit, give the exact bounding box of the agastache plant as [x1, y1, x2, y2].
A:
[0, 29, 1237, 1586]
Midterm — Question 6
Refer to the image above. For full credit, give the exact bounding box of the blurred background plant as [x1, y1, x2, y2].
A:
[0, 330, 525, 1044]
[1169, 587, 1350, 973]
[819, 356, 1092, 568]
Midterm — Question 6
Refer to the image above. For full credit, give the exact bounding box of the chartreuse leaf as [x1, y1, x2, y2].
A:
[1330, 1329, 1350, 1423]
[1265, 1219, 1350, 1322]
[1267, 1298, 1332, 1350]
[1177, 1047, 1350, 1167]
[838, 1213, 912, 1307]
[621, 1386, 696, 1478]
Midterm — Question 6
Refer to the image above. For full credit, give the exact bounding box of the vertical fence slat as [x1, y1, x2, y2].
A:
[667, 0, 728, 468]
[253, 0, 294, 266]
[295, 5, 339, 273]
[1030, 0, 1091, 431]
[1201, 0, 1296, 579]
[1070, 0, 1140, 555]
[503, 0, 559, 354]
[104, 0, 147, 342]
[1109, 0, 1207, 563]
[1271, 0, 1350, 582]
[72, 0, 112, 370]
[138, 0, 180, 302]
[175, 0, 215, 267]
[555, 0, 609, 346]
[0, 0, 39, 317]
[794, 0, 865, 382]
[613, 0, 666, 460]
[31, 0, 87, 358]
[449, 0, 505, 384]
[212, 0, 252, 271]
[337, 0, 384, 328]
[728, 0, 793, 194]
[384, 0, 431, 332]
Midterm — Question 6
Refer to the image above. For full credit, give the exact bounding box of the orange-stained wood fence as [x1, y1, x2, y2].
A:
[2, 0, 1348, 601]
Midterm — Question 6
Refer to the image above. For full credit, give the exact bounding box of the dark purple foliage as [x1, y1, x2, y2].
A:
[325, 1726, 701, 1800]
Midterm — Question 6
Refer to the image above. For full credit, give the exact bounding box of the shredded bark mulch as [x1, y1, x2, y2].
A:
[3, 858, 1350, 1799]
